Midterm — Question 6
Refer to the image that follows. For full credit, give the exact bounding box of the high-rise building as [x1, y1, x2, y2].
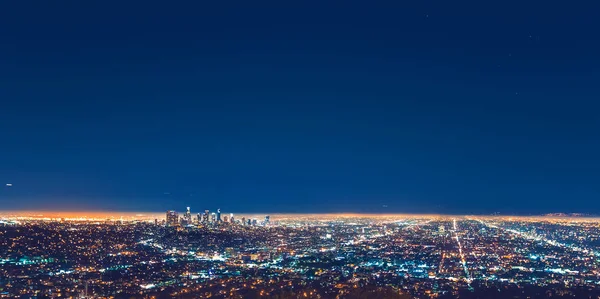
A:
[223, 215, 229, 223]
[203, 210, 210, 224]
[166, 210, 179, 227]
[230, 213, 234, 223]
[183, 207, 192, 225]
[241, 217, 246, 226]
[211, 212, 216, 223]
[217, 208, 222, 222]
[264, 215, 270, 225]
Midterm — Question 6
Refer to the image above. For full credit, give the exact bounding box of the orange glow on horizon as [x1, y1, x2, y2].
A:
[1, 210, 599, 222]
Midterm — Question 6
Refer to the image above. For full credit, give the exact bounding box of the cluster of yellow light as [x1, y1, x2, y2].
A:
[2, 210, 599, 222]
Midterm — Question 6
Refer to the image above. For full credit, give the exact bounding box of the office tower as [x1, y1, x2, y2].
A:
[217, 208, 222, 222]
[241, 217, 246, 226]
[203, 210, 210, 224]
[229, 213, 234, 223]
[166, 210, 179, 227]
[196, 213, 202, 224]
[251, 219, 257, 226]
[154, 219, 158, 226]
[264, 215, 270, 225]
[211, 212, 216, 223]
[183, 206, 192, 224]
[223, 215, 229, 223]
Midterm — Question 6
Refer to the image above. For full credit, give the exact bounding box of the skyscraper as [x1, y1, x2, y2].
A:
[166, 210, 178, 227]
[217, 208, 222, 222]
[203, 210, 210, 224]
[183, 206, 192, 225]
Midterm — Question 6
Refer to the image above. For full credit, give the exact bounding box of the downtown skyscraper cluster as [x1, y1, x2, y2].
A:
[165, 206, 269, 227]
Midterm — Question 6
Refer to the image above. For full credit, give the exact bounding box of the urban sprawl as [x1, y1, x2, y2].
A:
[2, 209, 600, 298]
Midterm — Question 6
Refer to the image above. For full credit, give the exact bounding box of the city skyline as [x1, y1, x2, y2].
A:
[3, 212, 600, 298]
[3, 2, 600, 298]
[1, 209, 598, 221]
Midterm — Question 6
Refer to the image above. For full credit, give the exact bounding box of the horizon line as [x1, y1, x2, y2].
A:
[0, 209, 593, 218]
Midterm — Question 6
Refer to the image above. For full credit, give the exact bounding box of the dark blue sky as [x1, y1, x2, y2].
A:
[1, 1, 599, 214]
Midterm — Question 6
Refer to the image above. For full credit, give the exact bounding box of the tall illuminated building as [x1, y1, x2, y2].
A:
[217, 208, 222, 222]
[265, 215, 270, 225]
[203, 210, 210, 224]
[183, 207, 192, 225]
[166, 210, 179, 227]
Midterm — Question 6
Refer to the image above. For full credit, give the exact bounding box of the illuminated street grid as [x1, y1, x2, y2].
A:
[1, 213, 600, 298]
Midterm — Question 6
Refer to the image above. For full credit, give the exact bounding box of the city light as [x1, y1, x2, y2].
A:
[2, 212, 600, 298]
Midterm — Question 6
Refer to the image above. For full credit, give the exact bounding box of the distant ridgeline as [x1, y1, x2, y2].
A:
[543, 213, 593, 217]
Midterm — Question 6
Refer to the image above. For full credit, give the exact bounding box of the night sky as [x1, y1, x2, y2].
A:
[1, 1, 599, 214]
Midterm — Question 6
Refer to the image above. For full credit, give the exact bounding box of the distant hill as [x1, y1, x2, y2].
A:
[543, 213, 592, 217]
